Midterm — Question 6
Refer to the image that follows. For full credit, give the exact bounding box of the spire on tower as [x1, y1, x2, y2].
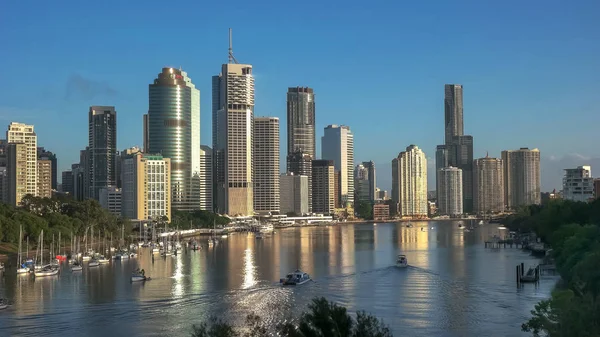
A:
[228, 28, 239, 64]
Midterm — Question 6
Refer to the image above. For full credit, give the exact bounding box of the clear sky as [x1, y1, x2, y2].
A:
[1, 0, 599, 192]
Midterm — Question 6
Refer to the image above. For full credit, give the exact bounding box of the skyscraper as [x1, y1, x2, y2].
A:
[212, 35, 255, 216]
[88, 106, 117, 200]
[501, 148, 541, 208]
[6, 122, 37, 198]
[61, 170, 74, 196]
[287, 151, 312, 212]
[362, 161, 376, 202]
[444, 84, 463, 144]
[449, 135, 473, 212]
[473, 156, 504, 214]
[37, 147, 57, 190]
[148, 68, 201, 211]
[6, 143, 27, 206]
[143, 113, 149, 153]
[321, 125, 354, 206]
[312, 160, 335, 214]
[37, 159, 52, 198]
[354, 163, 370, 202]
[280, 173, 309, 215]
[287, 87, 316, 159]
[437, 166, 463, 217]
[199, 145, 213, 212]
[121, 152, 171, 221]
[253, 117, 280, 214]
[391, 145, 428, 218]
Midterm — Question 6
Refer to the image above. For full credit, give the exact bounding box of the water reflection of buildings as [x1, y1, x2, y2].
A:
[300, 227, 313, 275]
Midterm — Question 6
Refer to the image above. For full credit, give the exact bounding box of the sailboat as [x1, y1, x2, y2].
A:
[71, 236, 82, 271]
[34, 230, 59, 277]
[16, 225, 29, 274]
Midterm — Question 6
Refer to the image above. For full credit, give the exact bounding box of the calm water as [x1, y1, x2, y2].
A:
[0, 221, 555, 337]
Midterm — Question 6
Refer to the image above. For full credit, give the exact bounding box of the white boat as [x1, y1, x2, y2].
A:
[82, 255, 91, 261]
[97, 255, 110, 264]
[281, 270, 311, 285]
[396, 254, 408, 268]
[129, 252, 138, 258]
[88, 259, 100, 267]
[17, 266, 29, 274]
[260, 224, 274, 233]
[131, 268, 149, 282]
[0, 299, 9, 310]
[478, 220, 485, 225]
[16, 225, 29, 274]
[71, 261, 83, 271]
[221, 234, 228, 239]
[34, 264, 59, 277]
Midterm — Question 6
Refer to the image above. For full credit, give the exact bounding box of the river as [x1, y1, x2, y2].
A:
[0, 221, 555, 337]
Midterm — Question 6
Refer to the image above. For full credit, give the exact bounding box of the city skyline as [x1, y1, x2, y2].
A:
[2, 2, 599, 193]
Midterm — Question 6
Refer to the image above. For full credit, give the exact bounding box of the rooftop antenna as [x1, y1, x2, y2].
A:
[228, 28, 238, 64]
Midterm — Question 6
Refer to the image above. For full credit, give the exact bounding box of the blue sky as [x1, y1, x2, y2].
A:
[1, 0, 599, 192]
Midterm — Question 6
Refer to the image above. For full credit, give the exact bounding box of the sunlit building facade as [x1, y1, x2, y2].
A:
[392, 145, 428, 218]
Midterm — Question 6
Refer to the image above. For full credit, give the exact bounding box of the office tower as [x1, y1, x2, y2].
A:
[449, 135, 473, 212]
[444, 84, 463, 144]
[312, 160, 335, 214]
[473, 156, 504, 213]
[435, 145, 449, 201]
[362, 161, 376, 202]
[0, 167, 7, 203]
[199, 145, 213, 212]
[148, 68, 201, 211]
[6, 143, 27, 206]
[253, 117, 280, 214]
[354, 163, 369, 202]
[280, 173, 309, 215]
[287, 87, 316, 158]
[376, 189, 388, 201]
[37, 147, 57, 190]
[62, 170, 74, 196]
[563, 166, 594, 202]
[121, 152, 171, 221]
[321, 125, 354, 206]
[72, 163, 86, 201]
[6, 122, 37, 197]
[37, 159, 52, 198]
[437, 166, 463, 217]
[143, 113, 149, 153]
[391, 145, 428, 218]
[501, 148, 541, 208]
[88, 106, 117, 200]
[287, 151, 312, 212]
[99, 186, 122, 216]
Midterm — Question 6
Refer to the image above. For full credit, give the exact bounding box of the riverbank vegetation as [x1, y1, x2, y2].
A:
[171, 210, 231, 229]
[191, 297, 392, 337]
[505, 199, 600, 336]
[0, 195, 128, 254]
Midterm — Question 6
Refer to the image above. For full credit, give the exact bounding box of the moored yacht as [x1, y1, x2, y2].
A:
[71, 261, 83, 271]
[34, 264, 59, 277]
[131, 268, 150, 282]
[98, 256, 110, 264]
[0, 298, 9, 310]
[396, 254, 408, 268]
[280, 270, 311, 285]
[88, 258, 100, 267]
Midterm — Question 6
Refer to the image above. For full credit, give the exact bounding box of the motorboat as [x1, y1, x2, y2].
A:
[478, 220, 485, 225]
[88, 258, 100, 267]
[396, 255, 408, 268]
[458, 224, 464, 229]
[71, 261, 83, 272]
[34, 264, 59, 277]
[131, 268, 150, 282]
[0, 299, 10, 310]
[17, 264, 30, 274]
[129, 252, 138, 258]
[281, 270, 311, 285]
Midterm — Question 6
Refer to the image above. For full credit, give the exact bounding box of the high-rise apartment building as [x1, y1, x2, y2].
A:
[321, 125, 354, 206]
[563, 166, 594, 202]
[213, 54, 255, 215]
[473, 156, 504, 214]
[37, 159, 52, 198]
[354, 163, 370, 202]
[287, 151, 312, 212]
[287, 87, 316, 158]
[88, 106, 117, 200]
[437, 166, 463, 217]
[449, 135, 473, 212]
[99, 186, 122, 216]
[6, 143, 27, 206]
[280, 173, 309, 215]
[6, 122, 37, 198]
[253, 117, 280, 214]
[148, 68, 201, 211]
[0, 167, 7, 203]
[199, 145, 213, 212]
[501, 148, 541, 208]
[444, 84, 463, 144]
[312, 160, 335, 214]
[391, 145, 428, 218]
[121, 152, 171, 221]
[37, 147, 57, 190]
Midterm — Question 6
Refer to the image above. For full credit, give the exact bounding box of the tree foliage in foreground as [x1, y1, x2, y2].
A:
[508, 200, 600, 336]
[191, 297, 392, 337]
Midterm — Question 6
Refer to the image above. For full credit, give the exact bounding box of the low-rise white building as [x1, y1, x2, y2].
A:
[563, 166, 594, 202]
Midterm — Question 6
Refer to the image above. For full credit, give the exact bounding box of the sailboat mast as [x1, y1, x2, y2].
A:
[18, 225, 22, 265]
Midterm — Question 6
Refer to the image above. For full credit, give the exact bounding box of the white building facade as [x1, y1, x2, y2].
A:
[563, 166, 594, 202]
[321, 125, 354, 206]
[437, 166, 463, 217]
[391, 145, 428, 218]
[280, 173, 309, 215]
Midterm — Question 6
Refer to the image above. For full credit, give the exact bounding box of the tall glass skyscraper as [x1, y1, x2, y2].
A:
[287, 87, 315, 159]
[148, 68, 200, 212]
[88, 106, 117, 201]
